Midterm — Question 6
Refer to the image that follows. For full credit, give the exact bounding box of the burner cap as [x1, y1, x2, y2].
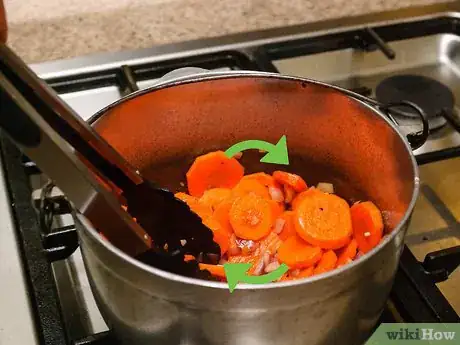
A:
[375, 75, 454, 120]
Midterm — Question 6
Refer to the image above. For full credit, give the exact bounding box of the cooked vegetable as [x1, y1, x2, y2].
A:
[313, 250, 337, 275]
[278, 235, 323, 269]
[232, 178, 270, 199]
[243, 172, 277, 188]
[297, 266, 315, 278]
[200, 188, 232, 211]
[316, 182, 334, 194]
[203, 218, 230, 255]
[186, 151, 244, 197]
[199, 263, 226, 278]
[229, 194, 273, 240]
[336, 239, 358, 267]
[213, 199, 234, 235]
[174, 192, 213, 220]
[179, 150, 384, 282]
[294, 191, 352, 249]
[351, 201, 384, 253]
[273, 171, 308, 192]
[277, 211, 296, 241]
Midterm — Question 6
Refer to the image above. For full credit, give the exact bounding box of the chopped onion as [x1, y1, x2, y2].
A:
[269, 186, 284, 202]
[364, 232, 371, 238]
[263, 252, 271, 266]
[265, 260, 280, 273]
[228, 234, 241, 256]
[180, 239, 187, 246]
[252, 257, 265, 276]
[273, 218, 286, 234]
[316, 182, 334, 194]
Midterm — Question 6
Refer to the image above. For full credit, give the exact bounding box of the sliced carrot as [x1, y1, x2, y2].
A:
[270, 200, 284, 222]
[277, 235, 323, 269]
[232, 178, 271, 199]
[175, 192, 198, 204]
[175, 192, 212, 219]
[283, 185, 296, 204]
[351, 201, 384, 253]
[200, 188, 232, 211]
[297, 266, 315, 278]
[273, 171, 308, 193]
[278, 211, 296, 241]
[229, 194, 273, 240]
[203, 218, 230, 255]
[227, 254, 257, 264]
[184, 254, 196, 262]
[199, 264, 226, 278]
[294, 191, 352, 249]
[259, 232, 283, 255]
[291, 188, 321, 210]
[336, 238, 358, 267]
[242, 172, 278, 188]
[186, 151, 244, 197]
[213, 199, 234, 235]
[314, 250, 338, 275]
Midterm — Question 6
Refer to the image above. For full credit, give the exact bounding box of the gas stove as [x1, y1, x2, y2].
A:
[2, 3, 460, 345]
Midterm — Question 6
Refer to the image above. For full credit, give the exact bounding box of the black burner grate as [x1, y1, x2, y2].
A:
[1, 17, 460, 345]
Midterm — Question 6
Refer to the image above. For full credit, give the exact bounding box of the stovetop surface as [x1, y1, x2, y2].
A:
[2, 4, 460, 345]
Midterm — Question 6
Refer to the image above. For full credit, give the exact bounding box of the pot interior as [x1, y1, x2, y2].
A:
[91, 75, 416, 233]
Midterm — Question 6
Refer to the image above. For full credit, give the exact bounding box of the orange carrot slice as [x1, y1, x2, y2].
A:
[184, 254, 196, 262]
[273, 171, 308, 193]
[277, 235, 323, 269]
[199, 264, 226, 278]
[278, 211, 296, 241]
[291, 188, 321, 210]
[203, 218, 230, 255]
[242, 172, 278, 188]
[270, 200, 284, 222]
[313, 250, 338, 275]
[229, 194, 273, 240]
[294, 191, 352, 249]
[200, 188, 232, 211]
[213, 199, 235, 236]
[175, 192, 212, 220]
[336, 238, 358, 267]
[186, 151, 244, 197]
[351, 201, 383, 253]
[174, 192, 198, 204]
[232, 178, 271, 199]
[297, 266, 315, 278]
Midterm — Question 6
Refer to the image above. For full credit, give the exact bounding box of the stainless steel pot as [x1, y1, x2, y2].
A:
[75, 71, 422, 345]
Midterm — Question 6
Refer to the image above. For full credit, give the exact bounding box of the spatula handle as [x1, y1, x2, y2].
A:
[0, 44, 151, 255]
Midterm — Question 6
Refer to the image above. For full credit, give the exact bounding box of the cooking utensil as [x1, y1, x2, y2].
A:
[73, 69, 426, 345]
[0, 44, 220, 273]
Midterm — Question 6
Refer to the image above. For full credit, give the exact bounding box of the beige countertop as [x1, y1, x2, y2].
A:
[4, 0, 457, 64]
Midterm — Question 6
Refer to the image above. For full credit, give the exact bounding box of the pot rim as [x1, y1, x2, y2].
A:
[85, 71, 420, 290]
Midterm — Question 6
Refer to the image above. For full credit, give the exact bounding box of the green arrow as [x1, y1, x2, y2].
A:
[224, 263, 289, 292]
[224, 136, 289, 165]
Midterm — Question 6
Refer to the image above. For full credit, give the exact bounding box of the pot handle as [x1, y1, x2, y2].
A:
[379, 101, 430, 151]
[327, 87, 430, 151]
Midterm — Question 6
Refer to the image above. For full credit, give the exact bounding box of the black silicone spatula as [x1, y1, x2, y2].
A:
[0, 44, 220, 273]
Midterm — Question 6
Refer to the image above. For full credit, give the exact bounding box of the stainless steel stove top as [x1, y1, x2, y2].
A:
[2, 3, 460, 345]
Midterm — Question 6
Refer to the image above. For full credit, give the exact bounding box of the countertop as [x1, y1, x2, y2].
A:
[4, 0, 458, 64]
